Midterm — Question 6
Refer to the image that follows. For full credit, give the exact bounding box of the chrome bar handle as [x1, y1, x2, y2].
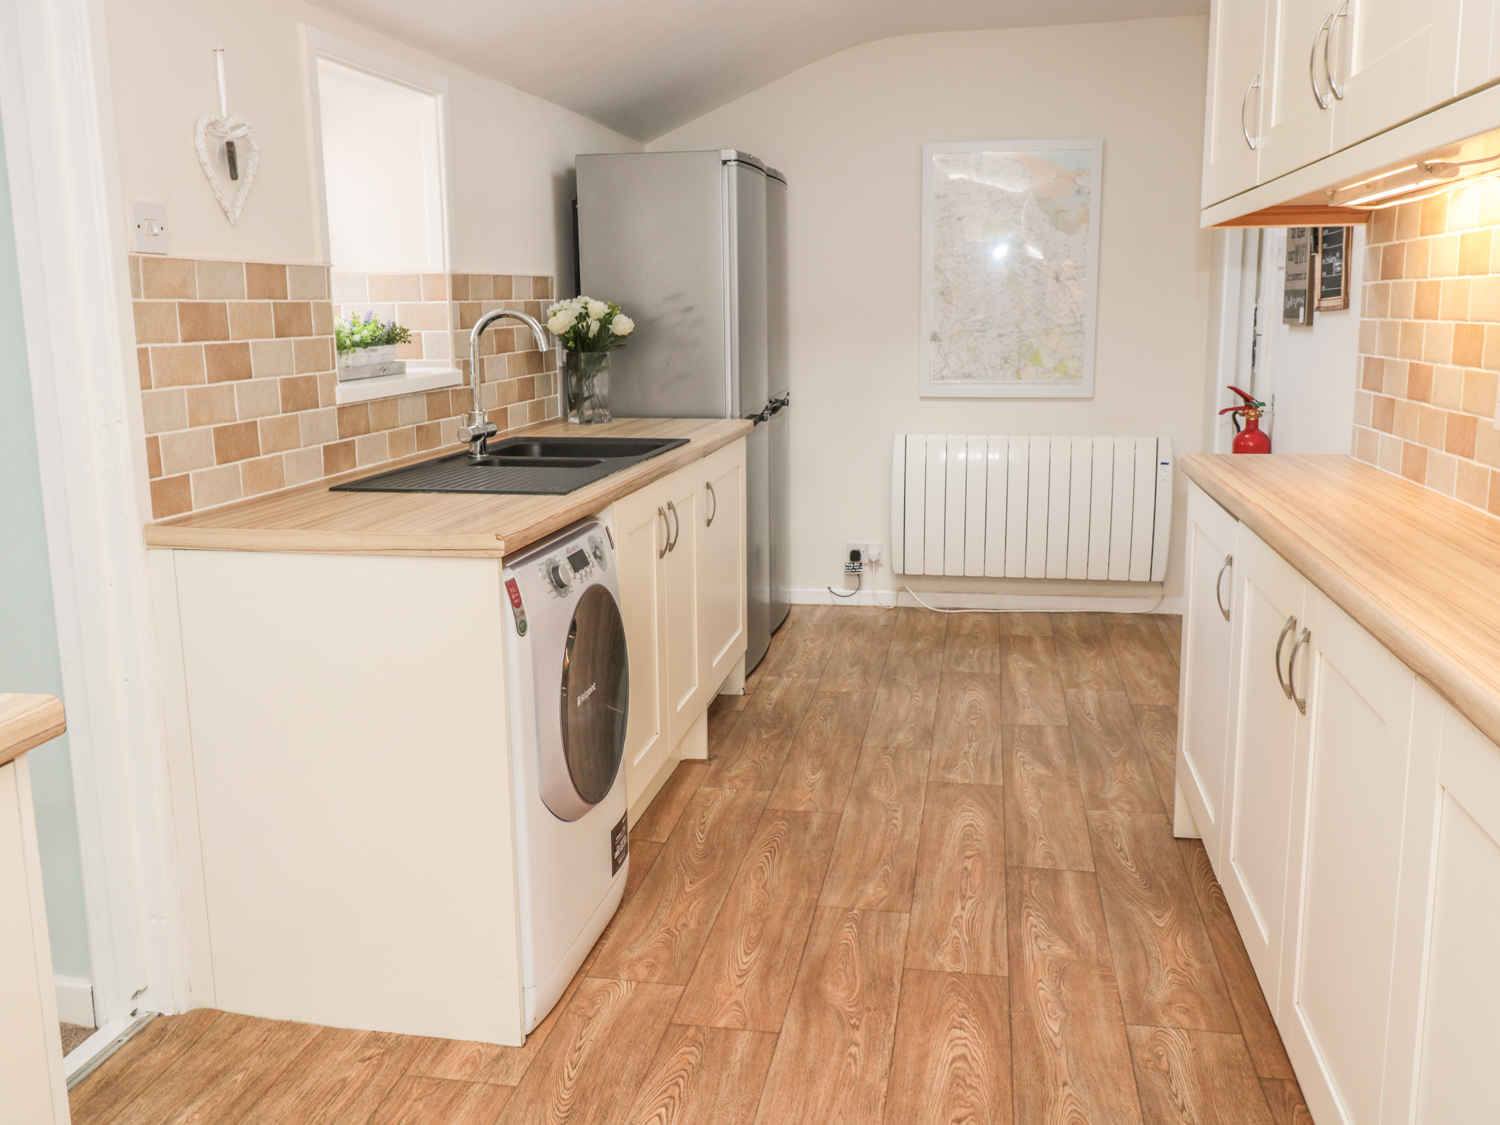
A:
[705, 481, 717, 527]
[1289, 628, 1312, 714]
[666, 500, 680, 552]
[1216, 554, 1234, 621]
[1275, 615, 1298, 699]
[657, 507, 669, 559]
[1242, 76, 1261, 151]
[1326, 1, 1348, 99]
[1310, 14, 1334, 109]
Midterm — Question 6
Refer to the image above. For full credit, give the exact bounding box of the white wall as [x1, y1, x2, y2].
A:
[1259, 226, 1363, 454]
[652, 18, 1212, 601]
[100, 0, 641, 273]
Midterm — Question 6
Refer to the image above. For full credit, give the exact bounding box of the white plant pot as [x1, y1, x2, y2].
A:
[338, 345, 406, 382]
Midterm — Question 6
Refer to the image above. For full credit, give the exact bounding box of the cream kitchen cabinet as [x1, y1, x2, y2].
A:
[612, 480, 673, 812]
[1333, 0, 1461, 152]
[1390, 697, 1500, 1124]
[1201, 0, 1469, 215]
[1202, 0, 1269, 207]
[1203, 521, 1427, 1124]
[612, 437, 747, 816]
[1256, 0, 1339, 184]
[1175, 482, 1240, 865]
[1177, 476, 1500, 1125]
[1276, 590, 1418, 1125]
[1218, 522, 1310, 1000]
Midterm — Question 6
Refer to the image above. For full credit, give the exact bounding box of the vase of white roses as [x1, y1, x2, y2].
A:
[545, 296, 634, 424]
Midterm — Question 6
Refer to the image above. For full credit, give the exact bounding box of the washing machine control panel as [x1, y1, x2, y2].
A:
[539, 536, 608, 597]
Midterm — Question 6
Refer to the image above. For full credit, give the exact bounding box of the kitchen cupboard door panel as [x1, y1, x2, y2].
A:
[1456, 0, 1499, 97]
[1406, 706, 1500, 1125]
[1259, 0, 1338, 182]
[663, 470, 703, 749]
[1334, 0, 1461, 150]
[1177, 483, 1239, 865]
[1278, 593, 1415, 1125]
[613, 483, 671, 810]
[1203, 0, 1270, 206]
[1220, 526, 1306, 1006]
[698, 441, 747, 700]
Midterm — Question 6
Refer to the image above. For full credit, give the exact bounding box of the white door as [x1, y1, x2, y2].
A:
[661, 468, 702, 750]
[1277, 592, 1416, 1125]
[1177, 483, 1240, 865]
[1387, 698, 1500, 1125]
[610, 484, 671, 811]
[1203, 0, 1270, 207]
[697, 440, 747, 698]
[1259, 0, 1339, 182]
[1220, 524, 1308, 1005]
[1333, 0, 1462, 150]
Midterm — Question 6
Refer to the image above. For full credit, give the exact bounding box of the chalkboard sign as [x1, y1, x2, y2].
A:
[1283, 227, 1314, 326]
[1317, 225, 1352, 311]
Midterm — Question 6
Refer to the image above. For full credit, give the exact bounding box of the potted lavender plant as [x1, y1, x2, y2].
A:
[335, 311, 413, 381]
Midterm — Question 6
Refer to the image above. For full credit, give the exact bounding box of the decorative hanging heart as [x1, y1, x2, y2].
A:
[194, 114, 259, 225]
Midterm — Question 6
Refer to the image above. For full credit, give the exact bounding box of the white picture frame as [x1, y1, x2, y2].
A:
[919, 139, 1103, 399]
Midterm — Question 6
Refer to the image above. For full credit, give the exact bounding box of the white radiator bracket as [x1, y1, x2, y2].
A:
[891, 435, 1174, 582]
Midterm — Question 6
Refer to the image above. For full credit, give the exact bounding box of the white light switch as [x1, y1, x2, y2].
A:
[130, 200, 169, 254]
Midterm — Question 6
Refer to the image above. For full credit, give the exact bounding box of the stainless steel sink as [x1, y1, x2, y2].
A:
[330, 435, 689, 496]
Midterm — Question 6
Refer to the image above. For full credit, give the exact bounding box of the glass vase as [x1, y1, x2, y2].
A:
[563, 351, 612, 424]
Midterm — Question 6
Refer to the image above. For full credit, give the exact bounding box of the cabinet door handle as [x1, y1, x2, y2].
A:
[1326, 0, 1348, 99]
[1241, 76, 1261, 151]
[1310, 13, 1334, 109]
[1288, 628, 1312, 714]
[1215, 554, 1234, 620]
[1275, 614, 1298, 699]
[705, 481, 717, 527]
[657, 506, 670, 559]
[666, 500, 679, 552]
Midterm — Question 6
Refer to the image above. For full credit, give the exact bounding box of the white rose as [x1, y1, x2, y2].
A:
[610, 313, 634, 336]
[587, 299, 609, 320]
[546, 311, 575, 334]
[585, 318, 598, 337]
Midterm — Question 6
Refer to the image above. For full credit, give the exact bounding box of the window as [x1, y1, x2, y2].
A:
[306, 31, 450, 273]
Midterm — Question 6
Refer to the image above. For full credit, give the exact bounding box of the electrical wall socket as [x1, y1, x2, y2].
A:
[847, 541, 883, 568]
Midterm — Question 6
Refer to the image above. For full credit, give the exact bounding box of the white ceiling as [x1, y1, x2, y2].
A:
[309, 0, 1208, 141]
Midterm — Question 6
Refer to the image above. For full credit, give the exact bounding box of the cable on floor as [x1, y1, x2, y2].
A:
[898, 586, 1167, 615]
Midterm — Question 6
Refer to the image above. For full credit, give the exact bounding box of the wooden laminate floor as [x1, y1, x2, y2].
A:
[71, 608, 1311, 1125]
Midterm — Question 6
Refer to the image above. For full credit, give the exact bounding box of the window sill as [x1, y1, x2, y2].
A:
[334, 365, 462, 405]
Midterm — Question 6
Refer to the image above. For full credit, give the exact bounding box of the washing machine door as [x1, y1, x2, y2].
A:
[556, 583, 629, 816]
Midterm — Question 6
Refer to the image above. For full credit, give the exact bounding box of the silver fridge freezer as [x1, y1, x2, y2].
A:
[576, 149, 789, 671]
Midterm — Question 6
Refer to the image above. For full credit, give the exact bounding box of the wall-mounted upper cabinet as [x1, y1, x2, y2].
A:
[1456, 0, 1500, 98]
[1202, 0, 1269, 207]
[1333, 0, 1460, 151]
[1201, 0, 1471, 216]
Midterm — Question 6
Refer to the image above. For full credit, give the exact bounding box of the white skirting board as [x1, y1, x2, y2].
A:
[54, 974, 95, 1028]
[791, 587, 1184, 614]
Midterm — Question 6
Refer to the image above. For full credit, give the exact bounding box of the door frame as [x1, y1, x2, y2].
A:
[0, 0, 183, 1028]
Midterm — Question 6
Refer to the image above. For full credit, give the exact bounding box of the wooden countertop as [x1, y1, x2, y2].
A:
[0, 695, 65, 768]
[144, 417, 752, 558]
[1183, 453, 1500, 748]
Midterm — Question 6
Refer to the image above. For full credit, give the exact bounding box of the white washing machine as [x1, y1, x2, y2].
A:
[501, 517, 630, 1032]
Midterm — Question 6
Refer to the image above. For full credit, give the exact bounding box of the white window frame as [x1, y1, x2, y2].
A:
[301, 27, 453, 272]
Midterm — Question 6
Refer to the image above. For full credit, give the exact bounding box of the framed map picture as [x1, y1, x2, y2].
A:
[919, 139, 1102, 398]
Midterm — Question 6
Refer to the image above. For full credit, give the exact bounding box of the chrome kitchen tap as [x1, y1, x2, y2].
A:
[458, 308, 550, 459]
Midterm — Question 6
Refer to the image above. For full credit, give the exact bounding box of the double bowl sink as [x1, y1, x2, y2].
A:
[330, 435, 689, 496]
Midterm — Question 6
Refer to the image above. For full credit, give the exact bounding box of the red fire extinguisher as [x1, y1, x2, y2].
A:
[1219, 386, 1271, 454]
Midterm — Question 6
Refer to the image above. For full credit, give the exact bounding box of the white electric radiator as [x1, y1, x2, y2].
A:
[890, 435, 1174, 582]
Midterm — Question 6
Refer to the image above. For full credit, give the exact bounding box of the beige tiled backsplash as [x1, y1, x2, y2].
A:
[1354, 184, 1500, 516]
[131, 257, 558, 520]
